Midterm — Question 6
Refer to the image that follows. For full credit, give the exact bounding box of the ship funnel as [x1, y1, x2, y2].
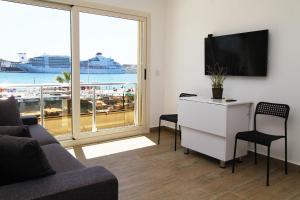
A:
[96, 52, 103, 60]
[17, 53, 27, 63]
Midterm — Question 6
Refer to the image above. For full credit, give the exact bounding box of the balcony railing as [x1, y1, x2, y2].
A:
[0, 82, 137, 137]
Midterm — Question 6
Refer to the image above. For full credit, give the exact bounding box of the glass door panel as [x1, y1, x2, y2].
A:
[43, 85, 72, 137]
[0, 0, 72, 139]
[79, 11, 138, 133]
[80, 85, 94, 132]
[123, 83, 137, 126]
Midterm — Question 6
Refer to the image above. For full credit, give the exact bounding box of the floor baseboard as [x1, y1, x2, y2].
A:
[150, 126, 176, 133]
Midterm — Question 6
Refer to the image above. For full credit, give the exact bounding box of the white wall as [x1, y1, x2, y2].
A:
[83, 0, 166, 128]
[164, 0, 300, 164]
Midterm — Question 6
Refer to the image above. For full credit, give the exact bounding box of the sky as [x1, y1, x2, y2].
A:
[0, 0, 138, 65]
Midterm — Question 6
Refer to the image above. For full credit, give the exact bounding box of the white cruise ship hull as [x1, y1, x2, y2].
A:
[17, 64, 126, 74]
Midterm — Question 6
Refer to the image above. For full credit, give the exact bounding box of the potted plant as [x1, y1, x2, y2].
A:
[208, 64, 226, 99]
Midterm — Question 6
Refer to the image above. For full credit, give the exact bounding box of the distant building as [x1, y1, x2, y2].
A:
[123, 64, 137, 74]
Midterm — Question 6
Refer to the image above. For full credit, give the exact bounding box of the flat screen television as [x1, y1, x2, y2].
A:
[205, 30, 268, 76]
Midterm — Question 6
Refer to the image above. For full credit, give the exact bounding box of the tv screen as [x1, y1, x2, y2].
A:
[205, 30, 268, 76]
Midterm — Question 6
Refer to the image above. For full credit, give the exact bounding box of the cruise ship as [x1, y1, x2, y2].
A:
[16, 53, 126, 74]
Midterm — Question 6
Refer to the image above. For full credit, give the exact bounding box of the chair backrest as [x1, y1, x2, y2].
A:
[179, 93, 197, 98]
[254, 102, 290, 135]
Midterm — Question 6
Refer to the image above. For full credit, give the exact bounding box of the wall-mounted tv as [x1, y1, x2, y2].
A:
[205, 30, 268, 76]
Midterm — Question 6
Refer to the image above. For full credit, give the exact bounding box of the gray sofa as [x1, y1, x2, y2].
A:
[0, 116, 118, 200]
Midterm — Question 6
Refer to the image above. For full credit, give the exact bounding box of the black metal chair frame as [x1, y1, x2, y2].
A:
[158, 93, 197, 151]
[232, 102, 290, 186]
[158, 115, 181, 151]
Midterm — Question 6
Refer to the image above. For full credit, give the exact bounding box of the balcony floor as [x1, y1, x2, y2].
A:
[42, 110, 134, 136]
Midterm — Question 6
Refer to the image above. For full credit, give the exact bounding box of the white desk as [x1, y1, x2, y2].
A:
[178, 97, 252, 167]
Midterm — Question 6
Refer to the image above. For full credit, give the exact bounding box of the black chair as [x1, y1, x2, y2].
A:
[232, 102, 290, 186]
[158, 93, 197, 151]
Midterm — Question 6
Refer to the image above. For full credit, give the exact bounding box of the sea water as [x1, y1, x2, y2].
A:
[0, 72, 137, 85]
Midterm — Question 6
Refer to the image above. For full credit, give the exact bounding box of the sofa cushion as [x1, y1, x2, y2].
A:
[0, 97, 22, 126]
[21, 115, 38, 126]
[28, 125, 58, 146]
[0, 135, 56, 186]
[0, 166, 118, 200]
[41, 143, 84, 173]
[0, 126, 31, 137]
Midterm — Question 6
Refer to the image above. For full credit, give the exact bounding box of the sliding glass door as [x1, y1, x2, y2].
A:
[0, 0, 73, 140]
[79, 11, 139, 134]
[0, 0, 148, 141]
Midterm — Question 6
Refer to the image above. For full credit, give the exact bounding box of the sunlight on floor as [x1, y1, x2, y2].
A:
[67, 148, 76, 157]
[69, 136, 156, 159]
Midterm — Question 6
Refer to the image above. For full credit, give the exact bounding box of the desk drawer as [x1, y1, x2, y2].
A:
[178, 100, 227, 137]
[181, 127, 226, 160]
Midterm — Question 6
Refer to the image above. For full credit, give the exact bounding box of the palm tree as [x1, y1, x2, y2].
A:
[55, 72, 72, 115]
[56, 72, 71, 83]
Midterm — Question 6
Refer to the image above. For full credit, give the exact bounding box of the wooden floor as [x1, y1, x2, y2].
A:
[71, 130, 300, 200]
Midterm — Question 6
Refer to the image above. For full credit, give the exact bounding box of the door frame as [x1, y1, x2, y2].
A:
[4, 0, 151, 146]
[69, 5, 149, 145]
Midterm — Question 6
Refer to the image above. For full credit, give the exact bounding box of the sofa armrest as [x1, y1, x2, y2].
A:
[21, 115, 38, 125]
[0, 166, 118, 200]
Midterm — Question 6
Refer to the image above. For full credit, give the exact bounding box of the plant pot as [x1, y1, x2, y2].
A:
[212, 88, 223, 99]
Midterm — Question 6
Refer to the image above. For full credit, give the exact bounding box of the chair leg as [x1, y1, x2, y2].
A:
[232, 137, 238, 173]
[174, 123, 177, 151]
[179, 125, 182, 140]
[285, 137, 288, 175]
[267, 145, 271, 186]
[158, 118, 161, 145]
[254, 142, 257, 164]
[184, 148, 190, 154]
